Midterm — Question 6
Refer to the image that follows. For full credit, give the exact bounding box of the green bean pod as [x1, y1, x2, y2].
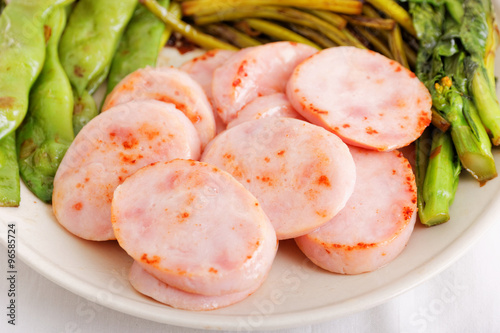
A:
[59, 0, 137, 134]
[106, 0, 171, 94]
[59, 0, 138, 95]
[0, 0, 74, 140]
[0, 133, 20, 207]
[16, 6, 74, 203]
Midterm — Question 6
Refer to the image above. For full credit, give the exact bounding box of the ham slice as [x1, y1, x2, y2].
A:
[212, 42, 317, 124]
[129, 261, 264, 311]
[102, 66, 215, 149]
[227, 93, 305, 129]
[286, 46, 432, 151]
[202, 117, 356, 240]
[180, 49, 235, 135]
[295, 146, 417, 274]
[112, 159, 277, 296]
[53, 100, 200, 241]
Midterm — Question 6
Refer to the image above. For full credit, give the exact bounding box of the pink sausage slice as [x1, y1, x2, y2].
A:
[202, 117, 356, 240]
[52, 101, 201, 241]
[112, 159, 277, 296]
[129, 261, 263, 311]
[180, 49, 235, 134]
[227, 93, 305, 129]
[295, 146, 417, 274]
[212, 42, 317, 124]
[180, 49, 236, 102]
[102, 66, 215, 149]
[286, 47, 432, 151]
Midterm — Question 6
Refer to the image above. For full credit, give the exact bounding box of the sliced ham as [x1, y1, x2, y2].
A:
[286, 47, 432, 151]
[52, 101, 200, 241]
[112, 159, 277, 296]
[102, 66, 216, 149]
[129, 261, 263, 311]
[212, 42, 317, 124]
[227, 93, 305, 129]
[180, 49, 236, 102]
[180, 49, 235, 134]
[201, 117, 356, 240]
[295, 146, 417, 274]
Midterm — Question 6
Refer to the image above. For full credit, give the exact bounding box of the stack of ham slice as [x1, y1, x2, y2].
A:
[113, 160, 277, 310]
[52, 41, 432, 311]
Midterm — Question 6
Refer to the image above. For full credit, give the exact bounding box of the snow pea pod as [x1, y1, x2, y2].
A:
[0, 133, 20, 207]
[16, 6, 73, 203]
[0, 0, 74, 140]
[59, 0, 137, 134]
[106, 0, 170, 94]
[72, 89, 96, 135]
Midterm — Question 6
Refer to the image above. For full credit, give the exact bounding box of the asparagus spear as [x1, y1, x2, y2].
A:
[192, 6, 365, 48]
[342, 15, 396, 30]
[366, 0, 417, 37]
[388, 24, 409, 68]
[181, 0, 363, 16]
[202, 23, 261, 48]
[306, 9, 347, 29]
[288, 24, 338, 48]
[243, 18, 322, 49]
[352, 26, 393, 58]
[139, 0, 238, 50]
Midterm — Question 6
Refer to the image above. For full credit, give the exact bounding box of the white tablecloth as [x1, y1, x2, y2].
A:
[1, 218, 499, 333]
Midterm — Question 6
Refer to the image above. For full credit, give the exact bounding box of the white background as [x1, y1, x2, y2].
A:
[1, 218, 499, 333]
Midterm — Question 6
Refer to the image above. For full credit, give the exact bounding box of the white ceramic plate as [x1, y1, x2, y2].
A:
[2, 6, 500, 330]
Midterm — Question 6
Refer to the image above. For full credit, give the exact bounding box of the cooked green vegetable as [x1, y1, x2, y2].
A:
[203, 23, 261, 48]
[484, 5, 499, 87]
[243, 18, 322, 49]
[192, 5, 365, 47]
[410, 0, 499, 226]
[461, 0, 500, 145]
[139, 0, 238, 50]
[388, 24, 409, 68]
[288, 24, 338, 48]
[0, 134, 20, 207]
[353, 26, 393, 57]
[412, 0, 496, 183]
[367, 0, 417, 36]
[416, 128, 461, 226]
[431, 107, 452, 132]
[106, 0, 171, 94]
[16, 7, 73, 203]
[306, 9, 347, 29]
[342, 14, 396, 30]
[0, 0, 75, 207]
[0, 0, 74, 140]
[59, 0, 138, 134]
[181, 0, 363, 16]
